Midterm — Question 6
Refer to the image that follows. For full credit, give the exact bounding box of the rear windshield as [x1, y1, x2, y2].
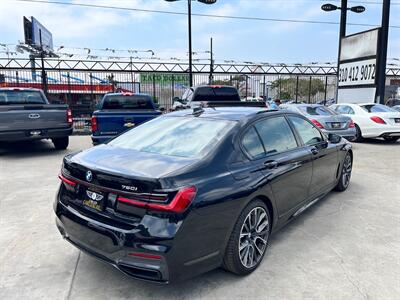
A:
[361, 104, 396, 113]
[192, 87, 240, 102]
[298, 106, 335, 116]
[0, 90, 46, 105]
[102, 95, 154, 110]
[109, 116, 236, 158]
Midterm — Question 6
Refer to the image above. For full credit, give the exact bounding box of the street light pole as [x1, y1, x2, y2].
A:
[321, 1, 365, 102]
[165, 0, 217, 87]
[187, 0, 193, 87]
[209, 37, 213, 84]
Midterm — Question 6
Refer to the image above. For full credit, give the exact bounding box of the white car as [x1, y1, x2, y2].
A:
[330, 103, 400, 142]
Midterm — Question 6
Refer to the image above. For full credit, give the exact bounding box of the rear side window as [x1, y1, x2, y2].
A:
[192, 87, 240, 102]
[242, 127, 265, 159]
[299, 106, 335, 116]
[335, 105, 354, 115]
[288, 116, 323, 145]
[0, 90, 46, 105]
[102, 95, 154, 109]
[361, 104, 396, 113]
[254, 116, 298, 155]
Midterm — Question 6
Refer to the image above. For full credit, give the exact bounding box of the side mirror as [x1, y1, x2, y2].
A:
[159, 107, 165, 112]
[328, 133, 342, 144]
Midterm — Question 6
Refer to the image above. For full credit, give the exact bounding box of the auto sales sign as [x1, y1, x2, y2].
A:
[337, 28, 380, 103]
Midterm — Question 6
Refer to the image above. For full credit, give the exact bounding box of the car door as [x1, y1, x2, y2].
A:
[248, 115, 313, 218]
[287, 115, 338, 197]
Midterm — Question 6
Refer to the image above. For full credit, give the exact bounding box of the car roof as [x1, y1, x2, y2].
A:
[167, 107, 283, 121]
[281, 103, 323, 107]
[104, 92, 150, 97]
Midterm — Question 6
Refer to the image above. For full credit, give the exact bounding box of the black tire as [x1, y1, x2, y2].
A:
[354, 124, 364, 142]
[222, 199, 271, 275]
[52, 136, 69, 150]
[383, 136, 399, 143]
[334, 152, 352, 192]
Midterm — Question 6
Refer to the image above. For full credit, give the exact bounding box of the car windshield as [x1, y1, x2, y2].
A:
[360, 104, 397, 113]
[0, 90, 46, 105]
[102, 95, 153, 109]
[192, 86, 240, 102]
[298, 106, 335, 116]
[109, 116, 236, 158]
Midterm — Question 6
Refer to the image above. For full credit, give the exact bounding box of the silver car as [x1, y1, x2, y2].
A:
[279, 104, 356, 141]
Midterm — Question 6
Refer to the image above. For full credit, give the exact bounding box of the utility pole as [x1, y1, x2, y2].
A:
[377, 0, 390, 104]
[209, 37, 213, 84]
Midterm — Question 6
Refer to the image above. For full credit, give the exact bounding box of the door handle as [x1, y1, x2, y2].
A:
[264, 160, 278, 169]
[310, 147, 319, 155]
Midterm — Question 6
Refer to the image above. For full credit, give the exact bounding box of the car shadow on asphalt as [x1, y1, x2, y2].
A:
[0, 140, 69, 158]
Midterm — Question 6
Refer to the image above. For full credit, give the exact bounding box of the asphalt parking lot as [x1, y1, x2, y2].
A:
[0, 136, 399, 300]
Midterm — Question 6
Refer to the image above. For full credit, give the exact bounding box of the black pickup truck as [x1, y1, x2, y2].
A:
[0, 88, 73, 149]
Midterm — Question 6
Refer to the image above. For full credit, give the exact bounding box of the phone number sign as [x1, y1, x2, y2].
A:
[338, 58, 376, 87]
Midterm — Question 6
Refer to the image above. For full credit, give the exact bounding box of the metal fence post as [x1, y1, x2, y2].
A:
[245, 76, 248, 99]
[324, 76, 328, 103]
[278, 76, 281, 99]
[295, 76, 299, 103]
[172, 74, 175, 99]
[90, 72, 94, 109]
[263, 75, 266, 100]
[16, 71, 19, 87]
[67, 72, 71, 105]
[308, 76, 312, 103]
[152, 74, 156, 100]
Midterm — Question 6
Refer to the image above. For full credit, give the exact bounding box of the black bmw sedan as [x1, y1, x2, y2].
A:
[55, 107, 353, 283]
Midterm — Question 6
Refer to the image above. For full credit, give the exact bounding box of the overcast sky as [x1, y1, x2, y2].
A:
[0, 0, 399, 64]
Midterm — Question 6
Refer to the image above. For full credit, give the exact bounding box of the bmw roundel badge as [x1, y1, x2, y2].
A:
[86, 170, 93, 182]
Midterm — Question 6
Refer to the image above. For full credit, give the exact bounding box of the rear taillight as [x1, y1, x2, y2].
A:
[310, 119, 324, 129]
[370, 116, 386, 124]
[91, 116, 98, 132]
[349, 120, 355, 128]
[67, 109, 73, 125]
[58, 173, 76, 187]
[128, 252, 162, 260]
[118, 186, 197, 213]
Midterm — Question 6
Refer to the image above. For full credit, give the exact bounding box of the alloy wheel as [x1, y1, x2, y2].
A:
[238, 207, 269, 269]
[342, 155, 352, 188]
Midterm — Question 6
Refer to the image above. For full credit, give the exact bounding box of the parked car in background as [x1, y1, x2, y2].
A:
[55, 106, 352, 283]
[279, 103, 356, 141]
[330, 103, 400, 142]
[172, 85, 240, 110]
[91, 92, 162, 145]
[0, 88, 73, 149]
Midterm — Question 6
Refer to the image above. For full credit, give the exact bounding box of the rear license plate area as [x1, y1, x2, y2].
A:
[331, 122, 341, 129]
[394, 118, 400, 124]
[82, 188, 106, 212]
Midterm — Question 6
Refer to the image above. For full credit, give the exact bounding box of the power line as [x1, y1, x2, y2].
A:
[11, 0, 400, 29]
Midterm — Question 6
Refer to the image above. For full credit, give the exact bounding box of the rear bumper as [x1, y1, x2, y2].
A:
[362, 126, 400, 138]
[322, 128, 357, 141]
[54, 186, 224, 283]
[55, 201, 170, 283]
[0, 126, 72, 142]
